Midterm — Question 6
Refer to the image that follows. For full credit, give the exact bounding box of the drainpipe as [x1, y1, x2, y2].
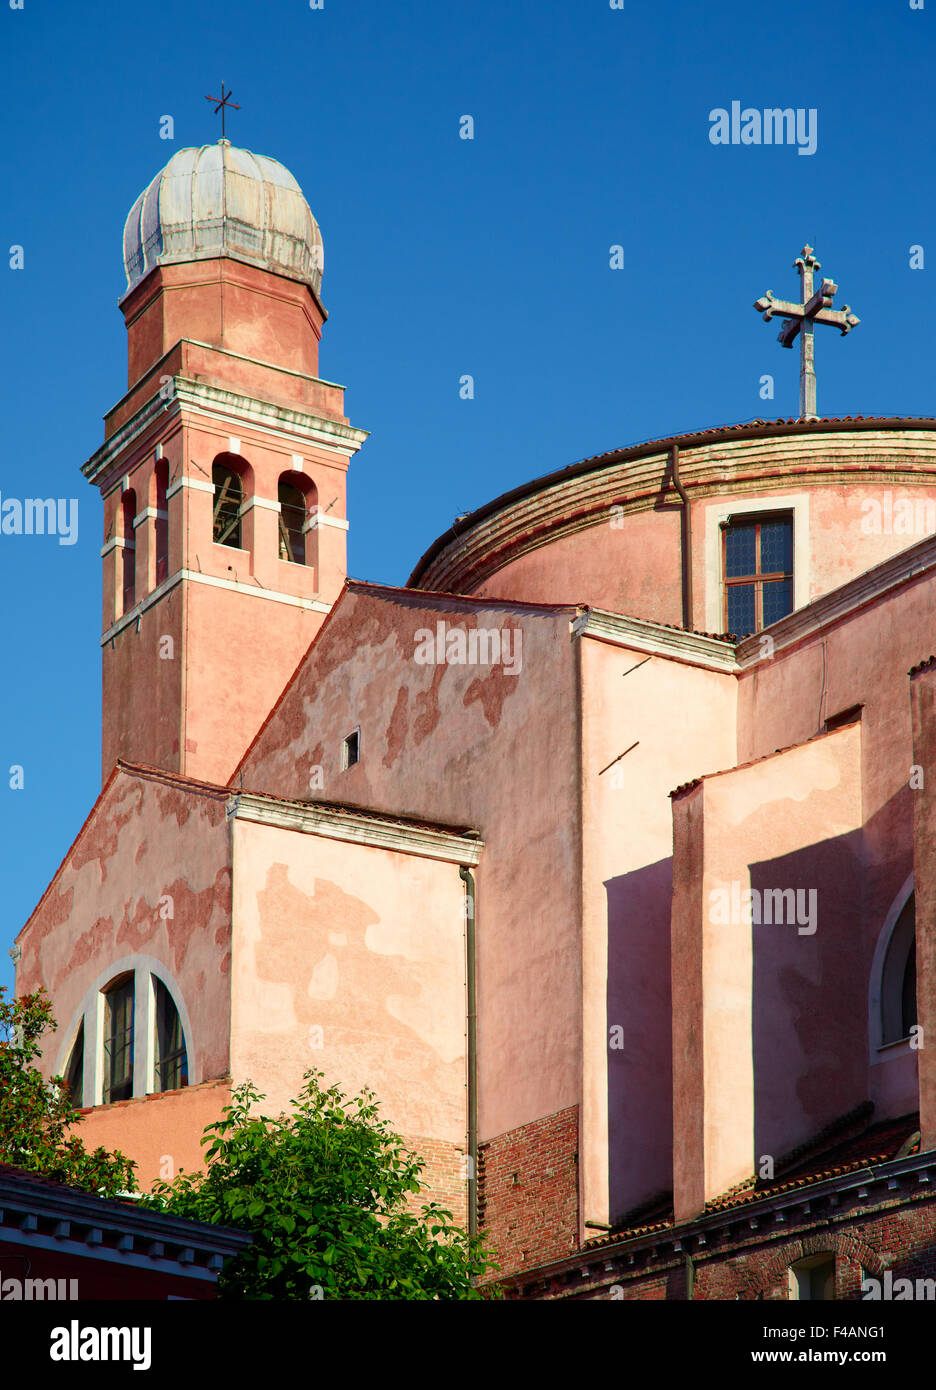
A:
[671, 444, 693, 630]
[460, 864, 478, 1240]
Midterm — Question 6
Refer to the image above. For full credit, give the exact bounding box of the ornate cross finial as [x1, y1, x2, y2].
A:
[204, 83, 240, 142]
[753, 245, 859, 420]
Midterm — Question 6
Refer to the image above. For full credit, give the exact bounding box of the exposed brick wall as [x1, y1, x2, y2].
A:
[479, 1106, 579, 1276]
[509, 1182, 936, 1300]
[405, 1135, 468, 1228]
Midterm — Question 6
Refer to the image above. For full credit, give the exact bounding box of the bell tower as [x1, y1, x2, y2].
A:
[83, 141, 368, 786]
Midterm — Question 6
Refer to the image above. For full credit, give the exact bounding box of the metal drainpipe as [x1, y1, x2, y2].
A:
[671, 444, 693, 630]
[459, 864, 478, 1241]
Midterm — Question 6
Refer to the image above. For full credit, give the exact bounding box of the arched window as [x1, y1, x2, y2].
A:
[64, 1024, 84, 1108]
[103, 973, 134, 1103]
[882, 894, 917, 1044]
[154, 458, 169, 585]
[153, 976, 188, 1092]
[121, 490, 137, 613]
[789, 1254, 835, 1300]
[213, 462, 243, 549]
[278, 475, 314, 567]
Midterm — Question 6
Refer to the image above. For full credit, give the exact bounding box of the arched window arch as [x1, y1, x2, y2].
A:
[56, 957, 195, 1107]
[212, 456, 248, 549]
[154, 457, 169, 584]
[277, 472, 317, 566]
[882, 894, 917, 1045]
[120, 490, 137, 613]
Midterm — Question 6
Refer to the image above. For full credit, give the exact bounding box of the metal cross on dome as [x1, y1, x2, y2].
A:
[753, 245, 860, 421]
[205, 83, 241, 142]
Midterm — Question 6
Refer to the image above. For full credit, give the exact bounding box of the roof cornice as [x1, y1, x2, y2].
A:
[409, 417, 936, 593]
[227, 790, 484, 865]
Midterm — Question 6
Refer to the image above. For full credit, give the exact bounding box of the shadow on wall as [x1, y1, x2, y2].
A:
[605, 858, 674, 1227]
[750, 816, 887, 1166]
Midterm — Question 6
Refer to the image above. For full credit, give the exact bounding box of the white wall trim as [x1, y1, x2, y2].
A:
[100, 536, 131, 558]
[305, 511, 349, 532]
[239, 495, 281, 514]
[100, 567, 331, 644]
[704, 492, 811, 633]
[166, 476, 215, 500]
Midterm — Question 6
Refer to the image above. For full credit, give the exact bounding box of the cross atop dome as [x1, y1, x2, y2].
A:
[753, 245, 860, 421]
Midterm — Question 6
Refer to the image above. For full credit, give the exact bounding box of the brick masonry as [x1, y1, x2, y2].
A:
[479, 1105, 579, 1276]
[502, 1162, 936, 1299]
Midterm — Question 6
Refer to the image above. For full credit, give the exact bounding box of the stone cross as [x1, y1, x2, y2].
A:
[205, 83, 241, 142]
[753, 245, 859, 420]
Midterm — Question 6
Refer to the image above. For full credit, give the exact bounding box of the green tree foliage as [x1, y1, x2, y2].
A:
[142, 1070, 500, 1299]
[0, 987, 136, 1197]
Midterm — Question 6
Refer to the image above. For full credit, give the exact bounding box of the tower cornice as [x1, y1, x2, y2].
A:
[83, 372, 369, 492]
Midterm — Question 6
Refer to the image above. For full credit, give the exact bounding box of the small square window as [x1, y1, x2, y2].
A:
[341, 729, 360, 770]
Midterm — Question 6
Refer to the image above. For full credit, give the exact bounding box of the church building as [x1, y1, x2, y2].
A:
[13, 138, 936, 1300]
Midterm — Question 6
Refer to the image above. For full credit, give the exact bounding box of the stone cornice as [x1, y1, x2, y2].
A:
[83, 377, 369, 489]
[228, 791, 484, 865]
[410, 422, 936, 594]
[573, 609, 738, 672]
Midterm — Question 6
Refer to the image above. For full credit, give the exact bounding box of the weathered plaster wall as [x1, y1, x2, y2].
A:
[230, 818, 468, 1220]
[237, 585, 583, 1143]
[16, 767, 233, 1091]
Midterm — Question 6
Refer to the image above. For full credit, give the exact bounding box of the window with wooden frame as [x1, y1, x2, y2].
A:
[103, 973, 134, 1104]
[722, 511, 794, 636]
[212, 463, 243, 548]
[153, 976, 188, 1093]
[278, 481, 307, 564]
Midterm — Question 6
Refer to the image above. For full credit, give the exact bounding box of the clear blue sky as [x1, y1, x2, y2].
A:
[1, 0, 933, 997]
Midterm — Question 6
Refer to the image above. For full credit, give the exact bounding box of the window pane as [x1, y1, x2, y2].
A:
[154, 978, 188, 1093]
[104, 976, 134, 1103]
[727, 583, 756, 636]
[725, 523, 757, 578]
[760, 518, 793, 574]
[761, 579, 793, 627]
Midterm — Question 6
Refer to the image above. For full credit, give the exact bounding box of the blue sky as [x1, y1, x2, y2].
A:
[1, 0, 933, 997]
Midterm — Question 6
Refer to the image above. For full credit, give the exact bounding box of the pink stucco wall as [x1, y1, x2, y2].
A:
[16, 767, 233, 1086]
[579, 633, 736, 1229]
[672, 725, 867, 1218]
[230, 818, 469, 1219]
[236, 584, 584, 1143]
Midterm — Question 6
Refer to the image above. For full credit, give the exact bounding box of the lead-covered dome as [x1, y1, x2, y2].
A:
[121, 141, 324, 301]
